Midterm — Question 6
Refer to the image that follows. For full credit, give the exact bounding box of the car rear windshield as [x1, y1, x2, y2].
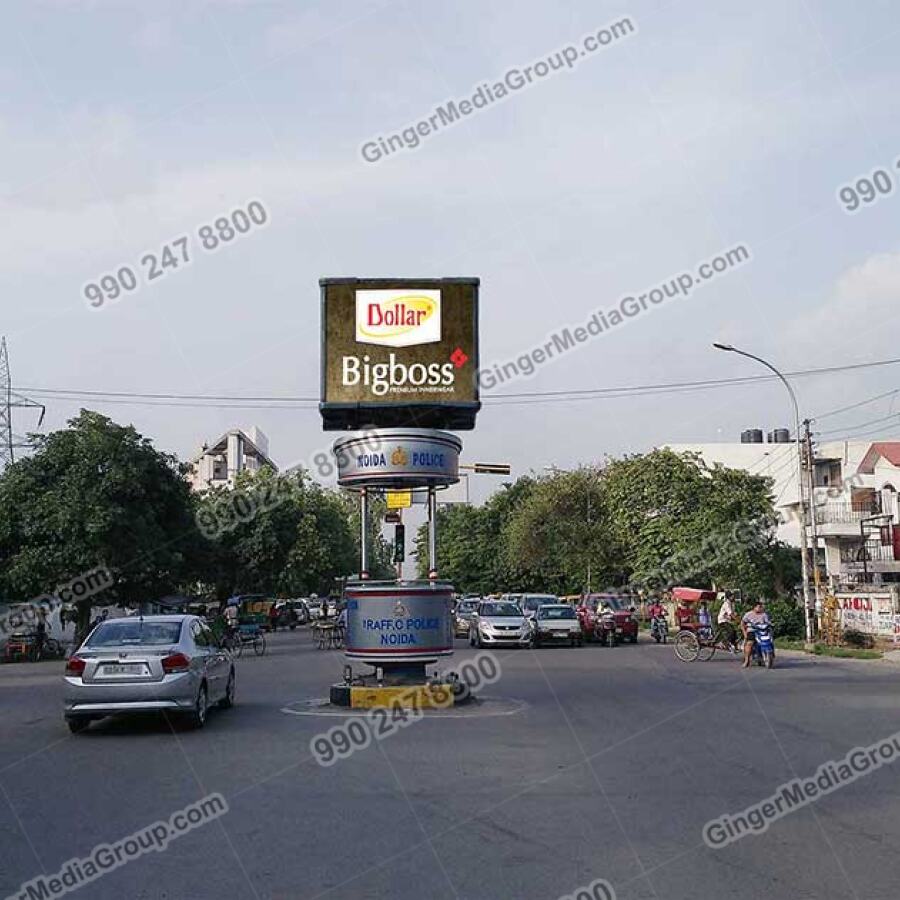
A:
[458, 601, 480, 612]
[524, 596, 556, 609]
[539, 607, 576, 619]
[87, 621, 183, 647]
[480, 602, 521, 616]
[593, 597, 625, 611]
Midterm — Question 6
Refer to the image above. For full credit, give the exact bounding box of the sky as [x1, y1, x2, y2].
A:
[2, 0, 900, 507]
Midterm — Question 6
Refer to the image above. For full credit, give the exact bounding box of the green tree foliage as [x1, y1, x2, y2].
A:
[0, 411, 198, 630]
[0, 413, 371, 629]
[193, 467, 363, 599]
[413, 478, 537, 593]
[766, 596, 805, 639]
[417, 450, 800, 600]
[500, 469, 624, 594]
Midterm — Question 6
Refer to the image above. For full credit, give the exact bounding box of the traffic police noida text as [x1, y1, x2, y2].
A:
[363, 617, 441, 646]
[356, 452, 447, 468]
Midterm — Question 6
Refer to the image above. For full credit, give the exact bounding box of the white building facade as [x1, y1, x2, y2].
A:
[665, 438, 900, 592]
[188, 426, 276, 492]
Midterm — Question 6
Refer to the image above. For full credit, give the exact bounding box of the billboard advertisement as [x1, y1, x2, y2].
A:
[320, 277, 480, 430]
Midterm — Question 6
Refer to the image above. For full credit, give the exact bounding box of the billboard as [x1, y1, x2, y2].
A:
[320, 277, 480, 430]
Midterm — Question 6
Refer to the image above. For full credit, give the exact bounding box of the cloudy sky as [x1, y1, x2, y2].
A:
[2, 0, 900, 504]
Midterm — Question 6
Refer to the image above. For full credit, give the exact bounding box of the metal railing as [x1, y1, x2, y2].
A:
[815, 499, 882, 525]
[840, 540, 897, 565]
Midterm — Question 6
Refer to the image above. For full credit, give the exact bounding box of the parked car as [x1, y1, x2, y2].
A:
[276, 600, 309, 628]
[577, 594, 639, 644]
[469, 600, 532, 648]
[63, 615, 234, 733]
[532, 604, 582, 647]
[453, 598, 482, 637]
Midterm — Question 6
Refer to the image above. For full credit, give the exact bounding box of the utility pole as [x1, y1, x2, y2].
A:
[0, 336, 45, 468]
[712, 344, 814, 642]
[804, 419, 824, 611]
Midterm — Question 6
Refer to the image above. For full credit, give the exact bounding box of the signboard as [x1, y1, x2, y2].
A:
[320, 277, 480, 430]
[333, 429, 461, 489]
[386, 490, 412, 509]
[344, 583, 453, 663]
[836, 593, 897, 635]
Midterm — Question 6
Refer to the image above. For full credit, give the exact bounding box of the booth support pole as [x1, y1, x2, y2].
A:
[428, 486, 437, 580]
[360, 487, 370, 580]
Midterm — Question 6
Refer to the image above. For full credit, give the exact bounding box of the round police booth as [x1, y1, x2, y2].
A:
[332, 428, 462, 489]
[330, 428, 460, 696]
[344, 580, 454, 668]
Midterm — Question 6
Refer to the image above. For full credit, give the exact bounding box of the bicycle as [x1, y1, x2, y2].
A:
[223, 628, 242, 657]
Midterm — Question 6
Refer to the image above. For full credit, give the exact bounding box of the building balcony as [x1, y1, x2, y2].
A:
[814, 499, 885, 536]
[838, 539, 900, 574]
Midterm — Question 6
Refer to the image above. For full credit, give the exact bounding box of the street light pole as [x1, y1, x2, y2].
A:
[712, 343, 814, 643]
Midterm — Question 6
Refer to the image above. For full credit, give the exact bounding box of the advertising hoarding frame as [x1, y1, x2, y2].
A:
[319, 276, 481, 431]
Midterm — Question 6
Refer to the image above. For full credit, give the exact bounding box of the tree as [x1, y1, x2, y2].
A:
[501, 469, 624, 594]
[600, 449, 783, 597]
[413, 477, 537, 593]
[414, 450, 799, 601]
[193, 467, 362, 599]
[0, 410, 199, 635]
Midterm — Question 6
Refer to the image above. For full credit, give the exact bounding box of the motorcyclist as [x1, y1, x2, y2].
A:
[647, 598, 666, 634]
[741, 600, 772, 668]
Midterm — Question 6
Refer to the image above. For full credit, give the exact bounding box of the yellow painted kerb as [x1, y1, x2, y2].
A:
[349, 685, 454, 709]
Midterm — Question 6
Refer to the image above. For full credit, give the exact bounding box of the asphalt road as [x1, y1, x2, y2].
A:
[1, 631, 899, 900]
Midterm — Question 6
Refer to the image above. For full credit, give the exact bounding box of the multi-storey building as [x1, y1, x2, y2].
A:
[187, 426, 276, 492]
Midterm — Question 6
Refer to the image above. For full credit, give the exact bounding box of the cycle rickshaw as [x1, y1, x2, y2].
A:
[671, 587, 739, 662]
[221, 597, 269, 657]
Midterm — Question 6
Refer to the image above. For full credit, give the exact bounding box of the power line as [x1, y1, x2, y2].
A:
[817, 411, 900, 437]
[810, 387, 900, 422]
[15, 354, 900, 411]
[482, 355, 900, 401]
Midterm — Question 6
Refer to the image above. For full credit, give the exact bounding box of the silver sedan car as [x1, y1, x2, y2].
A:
[64, 615, 234, 733]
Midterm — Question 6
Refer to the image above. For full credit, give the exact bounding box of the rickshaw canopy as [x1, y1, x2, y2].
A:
[671, 587, 717, 603]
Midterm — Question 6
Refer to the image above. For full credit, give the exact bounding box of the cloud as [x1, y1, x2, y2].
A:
[788, 248, 900, 355]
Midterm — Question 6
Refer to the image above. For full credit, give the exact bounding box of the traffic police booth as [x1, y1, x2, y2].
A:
[319, 277, 480, 707]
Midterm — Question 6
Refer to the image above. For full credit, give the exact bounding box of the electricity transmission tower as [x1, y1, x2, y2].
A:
[0, 336, 45, 468]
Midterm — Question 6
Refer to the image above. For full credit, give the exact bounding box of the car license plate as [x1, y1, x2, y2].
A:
[104, 663, 141, 675]
[615, 628, 623, 633]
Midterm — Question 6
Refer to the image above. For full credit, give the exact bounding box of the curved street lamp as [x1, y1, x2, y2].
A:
[712, 343, 814, 642]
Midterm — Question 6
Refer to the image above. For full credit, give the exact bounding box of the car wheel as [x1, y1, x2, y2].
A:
[66, 717, 90, 734]
[218, 670, 235, 709]
[187, 684, 208, 729]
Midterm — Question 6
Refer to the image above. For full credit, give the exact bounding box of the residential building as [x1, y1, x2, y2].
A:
[188, 426, 276, 492]
[665, 436, 900, 591]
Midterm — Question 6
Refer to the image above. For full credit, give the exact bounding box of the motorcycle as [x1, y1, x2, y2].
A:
[595, 611, 618, 647]
[650, 615, 668, 644]
[748, 622, 775, 668]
